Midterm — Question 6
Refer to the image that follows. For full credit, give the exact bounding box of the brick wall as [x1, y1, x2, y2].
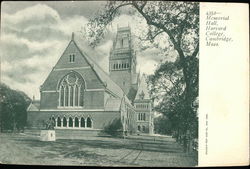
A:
[40, 90, 105, 109]
[110, 70, 132, 95]
[40, 39, 107, 110]
[54, 41, 90, 69]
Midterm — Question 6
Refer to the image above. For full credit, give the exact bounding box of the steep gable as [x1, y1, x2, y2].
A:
[134, 74, 150, 101]
[73, 35, 125, 98]
[41, 35, 105, 91]
[41, 33, 125, 99]
[104, 98, 122, 111]
[54, 41, 90, 69]
[27, 100, 40, 111]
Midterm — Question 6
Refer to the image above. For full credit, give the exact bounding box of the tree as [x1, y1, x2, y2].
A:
[0, 83, 31, 132]
[154, 115, 173, 135]
[84, 1, 199, 149]
[148, 60, 198, 143]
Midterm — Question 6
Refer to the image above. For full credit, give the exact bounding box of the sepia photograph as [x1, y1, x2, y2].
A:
[0, 0, 200, 167]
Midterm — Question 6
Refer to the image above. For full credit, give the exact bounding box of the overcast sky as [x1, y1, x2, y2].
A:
[1, 1, 173, 99]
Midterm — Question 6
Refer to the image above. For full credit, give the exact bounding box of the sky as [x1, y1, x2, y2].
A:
[1, 1, 174, 99]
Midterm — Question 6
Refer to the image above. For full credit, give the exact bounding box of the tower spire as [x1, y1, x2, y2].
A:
[71, 32, 74, 41]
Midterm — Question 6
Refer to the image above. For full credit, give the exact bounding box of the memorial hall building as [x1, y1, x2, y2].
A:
[27, 26, 154, 135]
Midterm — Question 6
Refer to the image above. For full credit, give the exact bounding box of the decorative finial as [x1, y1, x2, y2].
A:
[139, 91, 145, 100]
[71, 32, 74, 40]
[33, 95, 35, 101]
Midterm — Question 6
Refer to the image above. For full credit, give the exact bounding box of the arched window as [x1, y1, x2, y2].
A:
[60, 86, 64, 106]
[75, 117, 79, 127]
[70, 86, 73, 106]
[51, 117, 55, 128]
[79, 85, 84, 106]
[69, 54, 75, 63]
[58, 72, 85, 107]
[143, 113, 146, 121]
[87, 117, 92, 128]
[65, 86, 69, 106]
[142, 126, 146, 132]
[57, 117, 61, 127]
[121, 39, 124, 47]
[138, 125, 141, 131]
[119, 64, 121, 69]
[63, 117, 67, 127]
[80, 117, 85, 128]
[69, 117, 73, 127]
[51, 117, 55, 123]
[75, 86, 78, 106]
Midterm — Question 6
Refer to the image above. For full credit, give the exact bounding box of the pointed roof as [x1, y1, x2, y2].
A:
[27, 100, 40, 111]
[39, 32, 133, 110]
[73, 34, 135, 107]
[72, 33, 125, 99]
[135, 74, 150, 100]
[104, 98, 122, 111]
[127, 87, 138, 101]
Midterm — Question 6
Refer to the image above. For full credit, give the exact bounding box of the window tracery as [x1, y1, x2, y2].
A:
[58, 72, 85, 107]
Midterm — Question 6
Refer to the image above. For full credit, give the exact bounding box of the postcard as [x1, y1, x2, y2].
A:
[0, 1, 248, 167]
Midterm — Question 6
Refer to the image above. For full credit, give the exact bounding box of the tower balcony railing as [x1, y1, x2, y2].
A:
[112, 47, 133, 54]
[110, 54, 131, 59]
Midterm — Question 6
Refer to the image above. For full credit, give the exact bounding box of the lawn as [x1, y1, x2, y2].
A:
[0, 132, 197, 167]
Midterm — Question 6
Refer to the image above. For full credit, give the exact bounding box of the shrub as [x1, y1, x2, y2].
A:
[102, 118, 123, 137]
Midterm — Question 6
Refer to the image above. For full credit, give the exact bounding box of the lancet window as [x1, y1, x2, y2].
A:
[58, 72, 85, 107]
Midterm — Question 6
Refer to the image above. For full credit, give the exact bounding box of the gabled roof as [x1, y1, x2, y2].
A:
[104, 98, 122, 111]
[127, 86, 137, 101]
[134, 74, 150, 100]
[27, 100, 40, 111]
[72, 33, 125, 99]
[124, 95, 134, 108]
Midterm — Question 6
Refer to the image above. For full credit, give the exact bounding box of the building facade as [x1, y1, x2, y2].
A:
[27, 26, 154, 135]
